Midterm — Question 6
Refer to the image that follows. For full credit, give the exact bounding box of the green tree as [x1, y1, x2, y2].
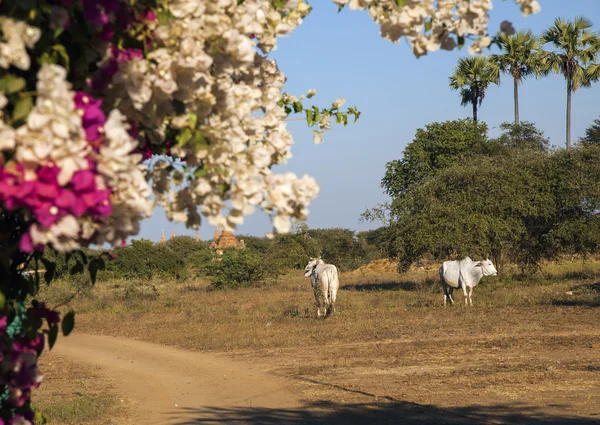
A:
[449, 56, 500, 121]
[381, 119, 488, 198]
[382, 123, 600, 273]
[165, 236, 210, 259]
[488, 121, 549, 153]
[490, 30, 541, 124]
[540, 16, 600, 149]
[307, 228, 366, 271]
[578, 116, 600, 146]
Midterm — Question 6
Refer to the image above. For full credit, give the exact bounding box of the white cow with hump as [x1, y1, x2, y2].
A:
[439, 256, 498, 306]
[304, 258, 339, 318]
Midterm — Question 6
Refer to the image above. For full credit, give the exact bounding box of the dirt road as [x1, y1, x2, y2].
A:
[54, 333, 301, 425]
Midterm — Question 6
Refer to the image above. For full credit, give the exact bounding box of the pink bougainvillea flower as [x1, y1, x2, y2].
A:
[74, 92, 106, 147]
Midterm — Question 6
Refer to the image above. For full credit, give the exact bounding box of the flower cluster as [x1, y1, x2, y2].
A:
[0, 63, 152, 252]
[332, 0, 542, 56]
[0, 303, 59, 425]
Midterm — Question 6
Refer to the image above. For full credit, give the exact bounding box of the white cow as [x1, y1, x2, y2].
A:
[439, 257, 498, 306]
[304, 258, 340, 318]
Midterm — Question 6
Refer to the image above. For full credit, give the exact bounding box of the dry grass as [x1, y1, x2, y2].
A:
[35, 352, 130, 425]
[34, 258, 600, 423]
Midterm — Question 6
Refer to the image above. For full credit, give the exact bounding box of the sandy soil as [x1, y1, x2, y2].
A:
[53, 334, 301, 425]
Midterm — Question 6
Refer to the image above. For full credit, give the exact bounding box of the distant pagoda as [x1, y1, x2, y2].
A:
[210, 228, 245, 252]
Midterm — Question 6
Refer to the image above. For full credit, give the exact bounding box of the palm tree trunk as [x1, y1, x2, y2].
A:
[472, 95, 478, 122]
[566, 79, 571, 150]
[513, 77, 519, 125]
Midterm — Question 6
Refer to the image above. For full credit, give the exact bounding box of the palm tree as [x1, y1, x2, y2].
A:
[449, 56, 500, 122]
[540, 16, 600, 150]
[490, 30, 541, 125]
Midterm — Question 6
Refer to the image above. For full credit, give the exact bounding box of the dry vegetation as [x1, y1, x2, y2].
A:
[34, 353, 131, 425]
[35, 258, 600, 424]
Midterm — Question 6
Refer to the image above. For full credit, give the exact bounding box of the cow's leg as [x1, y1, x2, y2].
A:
[442, 281, 448, 306]
[321, 289, 329, 318]
[468, 286, 473, 306]
[313, 291, 321, 317]
[462, 284, 468, 306]
[448, 287, 455, 305]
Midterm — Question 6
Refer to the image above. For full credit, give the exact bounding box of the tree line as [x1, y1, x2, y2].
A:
[39, 226, 387, 289]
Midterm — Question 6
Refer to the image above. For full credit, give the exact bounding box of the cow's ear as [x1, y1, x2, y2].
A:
[475, 262, 482, 267]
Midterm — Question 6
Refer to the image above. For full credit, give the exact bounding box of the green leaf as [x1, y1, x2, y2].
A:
[0, 75, 27, 94]
[394, 0, 406, 6]
[193, 131, 207, 153]
[457, 36, 465, 50]
[41, 258, 56, 284]
[69, 261, 84, 275]
[0, 291, 5, 310]
[53, 27, 64, 39]
[194, 165, 209, 178]
[312, 106, 321, 123]
[48, 324, 58, 349]
[424, 19, 432, 32]
[52, 44, 70, 70]
[89, 262, 97, 284]
[33, 411, 49, 425]
[75, 249, 88, 265]
[188, 113, 198, 129]
[292, 101, 303, 113]
[305, 109, 314, 126]
[176, 127, 193, 147]
[61, 311, 75, 336]
[12, 96, 33, 122]
[88, 258, 104, 285]
[157, 9, 172, 26]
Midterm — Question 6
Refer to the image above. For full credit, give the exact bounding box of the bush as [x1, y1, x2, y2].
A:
[166, 236, 211, 259]
[106, 239, 187, 281]
[204, 249, 267, 289]
[307, 228, 367, 271]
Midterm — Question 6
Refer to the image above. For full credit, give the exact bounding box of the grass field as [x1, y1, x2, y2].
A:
[35, 258, 600, 424]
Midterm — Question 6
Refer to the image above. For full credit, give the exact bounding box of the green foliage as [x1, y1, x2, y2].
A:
[203, 249, 266, 289]
[306, 228, 366, 271]
[165, 236, 210, 258]
[381, 119, 488, 198]
[106, 239, 187, 281]
[449, 56, 500, 121]
[540, 16, 600, 148]
[488, 121, 549, 152]
[381, 121, 600, 273]
[489, 30, 542, 124]
[357, 227, 390, 261]
[579, 116, 600, 146]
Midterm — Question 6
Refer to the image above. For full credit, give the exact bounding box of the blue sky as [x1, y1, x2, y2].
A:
[139, 1, 600, 243]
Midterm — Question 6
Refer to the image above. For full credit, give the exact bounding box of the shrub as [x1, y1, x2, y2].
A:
[204, 249, 267, 289]
[106, 239, 187, 281]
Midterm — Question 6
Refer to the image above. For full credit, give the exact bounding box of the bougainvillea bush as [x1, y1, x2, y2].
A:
[0, 0, 540, 422]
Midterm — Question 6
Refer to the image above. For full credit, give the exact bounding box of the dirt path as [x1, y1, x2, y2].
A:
[53, 333, 302, 425]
